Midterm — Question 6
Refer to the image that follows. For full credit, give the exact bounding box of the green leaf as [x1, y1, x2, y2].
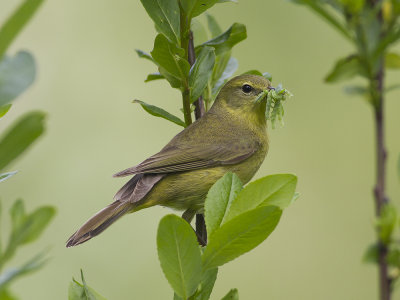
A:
[362, 243, 379, 264]
[2, 202, 55, 263]
[139, 0, 180, 44]
[224, 174, 297, 224]
[191, 1, 220, 17]
[324, 55, 364, 83]
[13, 205, 55, 245]
[386, 52, 400, 69]
[362, 17, 381, 57]
[243, 70, 273, 83]
[343, 85, 368, 96]
[0, 111, 46, 171]
[189, 47, 215, 103]
[157, 214, 202, 299]
[210, 52, 230, 88]
[204, 173, 243, 239]
[158, 67, 183, 89]
[363, 244, 400, 267]
[386, 84, 400, 93]
[181, 0, 219, 18]
[177, 267, 218, 300]
[191, 19, 209, 47]
[145, 73, 164, 82]
[0, 104, 12, 119]
[212, 56, 238, 95]
[221, 289, 239, 300]
[197, 23, 247, 56]
[133, 100, 186, 127]
[135, 49, 154, 62]
[0, 252, 47, 289]
[202, 206, 282, 270]
[263, 72, 272, 81]
[0, 0, 44, 58]
[0, 171, 18, 183]
[151, 34, 190, 81]
[179, 0, 196, 17]
[242, 70, 263, 76]
[10, 199, 25, 231]
[206, 14, 222, 38]
[374, 27, 400, 58]
[0, 51, 36, 106]
[195, 268, 218, 300]
[265, 85, 293, 129]
[387, 247, 400, 267]
[339, 0, 365, 14]
[0, 289, 17, 300]
[173, 293, 182, 300]
[68, 270, 107, 300]
[377, 203, 398, 245]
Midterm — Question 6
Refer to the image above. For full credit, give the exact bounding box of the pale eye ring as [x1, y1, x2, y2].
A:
[242, 84, 253, 93]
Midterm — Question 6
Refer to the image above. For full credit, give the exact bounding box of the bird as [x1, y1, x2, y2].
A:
[66, 74, 272, 247]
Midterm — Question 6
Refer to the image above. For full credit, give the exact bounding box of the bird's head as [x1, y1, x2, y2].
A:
[212, 74, 272, 124]
[215, 74, 272, 110]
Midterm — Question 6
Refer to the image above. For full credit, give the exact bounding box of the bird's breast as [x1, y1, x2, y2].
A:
[228, 137, 269, 185]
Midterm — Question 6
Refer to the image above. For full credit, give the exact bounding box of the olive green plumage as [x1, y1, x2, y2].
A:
[66, 74, 271, 247]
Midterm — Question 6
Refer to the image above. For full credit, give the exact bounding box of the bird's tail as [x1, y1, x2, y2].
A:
[66, 174, 165, 247]
[66, 201, 132, 247]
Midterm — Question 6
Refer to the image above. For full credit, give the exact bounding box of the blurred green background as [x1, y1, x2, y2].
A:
[1, 0, 400, 299]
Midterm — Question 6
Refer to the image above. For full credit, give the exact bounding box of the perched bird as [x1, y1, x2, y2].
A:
[66, 74, 272, 247]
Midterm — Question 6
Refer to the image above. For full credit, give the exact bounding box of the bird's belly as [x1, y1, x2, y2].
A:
[143, 167, 227, 211]
[142, 145, 268, 212]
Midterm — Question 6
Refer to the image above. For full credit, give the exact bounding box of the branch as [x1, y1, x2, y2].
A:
[374, 61, 391, 300]
[188, 30, 207, 246]
[369, 0, 391, 298]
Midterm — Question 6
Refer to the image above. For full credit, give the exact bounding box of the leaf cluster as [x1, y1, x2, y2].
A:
[363, 203, 400, 286]
[157, 173, 298, 300]
[134, 0, 245, 126]
[293, 0, 400, 293]
[0, 0, 46, 183]
[0, 200, 55, 299]
[265, 86, 293, 129]
[68, 270, 107, 300]
[0, 1, 54, 299]
[293, 0, 400, 105]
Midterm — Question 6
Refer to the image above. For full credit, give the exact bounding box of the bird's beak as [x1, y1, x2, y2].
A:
[255, 89, 269, 103]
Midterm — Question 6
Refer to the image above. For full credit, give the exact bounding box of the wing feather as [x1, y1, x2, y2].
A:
[113, 111, 261, 177]
[113, 143, 257, 177]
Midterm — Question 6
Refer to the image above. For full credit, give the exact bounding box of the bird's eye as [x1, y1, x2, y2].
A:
[242, 84, 253, 93]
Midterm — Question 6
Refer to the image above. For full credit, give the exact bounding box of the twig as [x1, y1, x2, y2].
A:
[188, 30, 207, 246]
[374, 62, 391, 300]
[370, 0, 391, 297]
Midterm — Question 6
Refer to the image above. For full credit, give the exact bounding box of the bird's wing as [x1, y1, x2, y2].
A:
[113, 140, 258, 177]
